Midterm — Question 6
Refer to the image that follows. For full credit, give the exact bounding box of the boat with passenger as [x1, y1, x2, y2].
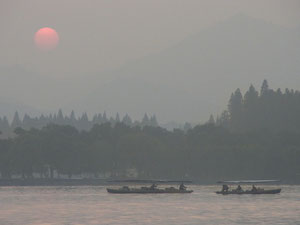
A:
[107, 183, 193, 194]
[216, 180, 281, 195]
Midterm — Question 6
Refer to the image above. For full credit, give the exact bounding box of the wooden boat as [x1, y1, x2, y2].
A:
[216, 188, 281, 195]
[107, 179, 192, 184]
[107, 186, 193, 194]
[216, 179, 281, 195]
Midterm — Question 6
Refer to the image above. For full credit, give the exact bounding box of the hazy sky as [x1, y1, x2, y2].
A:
[1, 0, 300, 78]
[0, 0, 300, 123]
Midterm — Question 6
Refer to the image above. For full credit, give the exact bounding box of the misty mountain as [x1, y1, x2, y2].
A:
[82, 14, 300, 123]
[1, 15, 299, 124]
[0, 65, 54, 115]
[0, 65, 93, 117]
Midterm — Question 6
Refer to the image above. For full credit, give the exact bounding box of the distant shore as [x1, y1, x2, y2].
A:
[0, 178, 298, 186]
[0, 178, 110, 186]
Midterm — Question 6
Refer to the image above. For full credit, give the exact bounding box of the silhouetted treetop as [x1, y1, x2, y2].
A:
[219, 80, 300, 132]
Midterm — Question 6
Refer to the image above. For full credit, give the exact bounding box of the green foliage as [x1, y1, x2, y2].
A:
[0, 81, 300, 182]
[0, 122, 299, 182]
[0, 110, 158, 137]
[221, 80, 300, 132]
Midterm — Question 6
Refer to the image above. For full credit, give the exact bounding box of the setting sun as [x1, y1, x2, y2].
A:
[34, 27, 59, 51]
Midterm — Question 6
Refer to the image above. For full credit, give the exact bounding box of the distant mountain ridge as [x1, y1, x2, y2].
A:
[82, 14, 300, 123]
[1, 15, 299, 123]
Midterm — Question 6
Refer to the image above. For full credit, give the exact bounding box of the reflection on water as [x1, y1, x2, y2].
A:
[0, 185, 299, 225]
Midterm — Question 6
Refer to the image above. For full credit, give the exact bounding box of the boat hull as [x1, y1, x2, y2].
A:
[107, 188, 193, 194]
[216, 188, 281, 195]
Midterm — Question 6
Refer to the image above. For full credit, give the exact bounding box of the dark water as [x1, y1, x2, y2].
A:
[0, 185, 299, 225]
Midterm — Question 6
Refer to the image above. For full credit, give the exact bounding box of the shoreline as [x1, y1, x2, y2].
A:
[0, 178, 299, 186]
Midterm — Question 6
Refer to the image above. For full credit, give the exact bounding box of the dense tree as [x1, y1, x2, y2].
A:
[122, 114, 133, 126]
[142, 113, 150, 126]
[228, 88, 243, 130]
[11, 111, 22, 129]
[0, 120, 299, 182]
[207, 114, 215, 125]
[0, 110, 159, 137]
[0, 81, 300, 182]
[0, 116, 9, 134]
[219, 80, 300, 132]
[260, 79, 269, 96]
[149, 115, 159, 127]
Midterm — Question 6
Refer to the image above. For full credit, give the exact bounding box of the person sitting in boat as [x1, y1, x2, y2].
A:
[179, 183, 186, 191]
[222, 184, 229, 192]
[251, 185, 257, 192]
[150, 183, 157, 190]
[122, 186, 130, 190]
[236, 185, 243, 192]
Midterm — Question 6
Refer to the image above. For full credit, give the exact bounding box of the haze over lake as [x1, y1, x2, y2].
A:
[1, 0, 300, 123]
[0, 1, 300, 224]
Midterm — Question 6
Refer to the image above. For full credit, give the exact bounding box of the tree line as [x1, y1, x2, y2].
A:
[0, 80, 299, 182]
[0, 123, 299, 182]
[216, 80, 300, 132]
[0, 110, 158, 137]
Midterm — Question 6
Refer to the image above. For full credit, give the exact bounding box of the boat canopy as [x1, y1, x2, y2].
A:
[107, 179, 192, 184]
[217, 179, 280, 184]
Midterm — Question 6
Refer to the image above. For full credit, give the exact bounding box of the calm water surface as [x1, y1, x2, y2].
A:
[0, 185, 299, 225]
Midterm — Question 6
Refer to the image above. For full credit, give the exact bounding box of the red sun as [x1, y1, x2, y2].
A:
[34, 27, 59, 51]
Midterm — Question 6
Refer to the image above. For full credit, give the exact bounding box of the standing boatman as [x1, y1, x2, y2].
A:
[179, 183, 186, 190]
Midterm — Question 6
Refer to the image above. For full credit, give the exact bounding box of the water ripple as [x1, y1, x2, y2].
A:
[0, 185, 299, 225]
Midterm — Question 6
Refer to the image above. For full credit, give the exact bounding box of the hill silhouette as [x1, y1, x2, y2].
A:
[82, 14, 300, 122]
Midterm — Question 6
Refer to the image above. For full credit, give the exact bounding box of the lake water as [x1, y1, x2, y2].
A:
[0, 185, 299, 225]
